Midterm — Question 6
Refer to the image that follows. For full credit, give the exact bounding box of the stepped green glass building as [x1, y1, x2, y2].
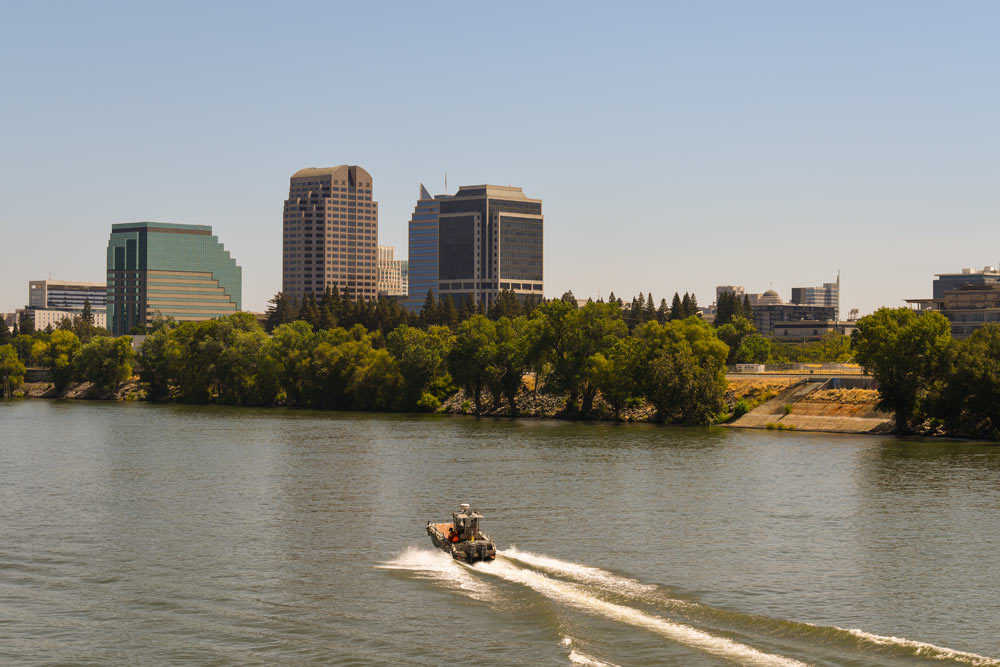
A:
[106, 222, 242, 335]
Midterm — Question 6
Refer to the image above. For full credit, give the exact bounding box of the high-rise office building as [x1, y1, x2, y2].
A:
[376, 245, 405, 296]
[791, 275, 840, 320]
[106, 222, 241, 335]
[404, 184, 445, 312]
[29, 280, 107, 311]
[437, 184, 543, 310]
[282, 165, 378, 302]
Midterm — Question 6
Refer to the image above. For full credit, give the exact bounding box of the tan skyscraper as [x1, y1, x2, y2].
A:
[282, 165, 378, 302]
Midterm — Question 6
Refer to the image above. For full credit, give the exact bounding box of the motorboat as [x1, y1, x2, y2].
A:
[427, 503, 497, 563]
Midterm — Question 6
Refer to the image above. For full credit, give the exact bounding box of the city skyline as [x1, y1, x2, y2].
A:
[3, 2, 1000, 316]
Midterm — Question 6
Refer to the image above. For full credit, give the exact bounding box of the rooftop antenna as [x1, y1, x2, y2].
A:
[444, 172, 447, 194]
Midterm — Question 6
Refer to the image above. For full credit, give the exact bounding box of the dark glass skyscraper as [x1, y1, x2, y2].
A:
[404, 184, 446, 312]
[436, 184, 543, 310]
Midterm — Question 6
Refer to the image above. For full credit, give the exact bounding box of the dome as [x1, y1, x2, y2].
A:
[758, 289, 783, 305]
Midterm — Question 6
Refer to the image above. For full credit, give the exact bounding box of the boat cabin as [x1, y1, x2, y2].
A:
[452, 503, 482, 539]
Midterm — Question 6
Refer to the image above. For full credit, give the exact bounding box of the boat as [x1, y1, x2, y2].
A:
[427, 503, 497, 563]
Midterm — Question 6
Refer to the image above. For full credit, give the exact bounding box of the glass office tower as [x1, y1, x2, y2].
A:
[404, 184, 446, 312]
[437, 184, 543, 310]
[106, 222, 242, 335]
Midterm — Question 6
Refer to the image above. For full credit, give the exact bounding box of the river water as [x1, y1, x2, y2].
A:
[1, 400, 998, 666]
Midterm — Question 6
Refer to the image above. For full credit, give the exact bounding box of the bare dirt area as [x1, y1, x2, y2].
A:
[727, 381, 891, 434]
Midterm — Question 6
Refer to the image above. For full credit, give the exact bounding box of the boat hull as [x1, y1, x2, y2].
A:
[426, 522, 496, 563]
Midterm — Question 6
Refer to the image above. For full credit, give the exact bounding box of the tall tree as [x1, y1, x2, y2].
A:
[851, 308, 952, 433]
[487, 316, 533, 414]
[741, 294, 754, 323]
[81, 299, 94, 325]
[934, 324, 1000, 439]
[0, 344, 26, 397]
[669, 292, 683, 321]
[715, 291, 735, 327]
[19, 312, 35, 335]
[644, 293, 656, 323]
[657, 298, 669, 324]
[37, 329, 81, 392]
[0, 317, 10, 346]
[420, 289, 437, 326]
[448, 315, 497, 413]
[74, 336, 136, 394]
[635, 318, 729, 425]
[265, 292, 296, 332]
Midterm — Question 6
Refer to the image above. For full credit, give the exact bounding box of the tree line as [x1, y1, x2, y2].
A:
[140, 301, 731, 424]
[4, 294, 999, 439]
[1, 298, 731, 425]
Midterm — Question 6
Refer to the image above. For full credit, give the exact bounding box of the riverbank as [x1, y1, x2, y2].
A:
[15, 375, 892, 435]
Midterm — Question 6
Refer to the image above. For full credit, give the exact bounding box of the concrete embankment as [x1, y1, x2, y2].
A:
[727, 377, 892, 434]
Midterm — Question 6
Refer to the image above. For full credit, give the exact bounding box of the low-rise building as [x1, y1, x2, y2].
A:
[772, 320, 856, 340]
[906, 267, 1000, 339]
[29, 280, 107, 312]
[10, 308, 108, 331]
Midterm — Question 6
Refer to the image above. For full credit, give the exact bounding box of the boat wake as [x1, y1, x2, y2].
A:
[380, 546, 1000, 666]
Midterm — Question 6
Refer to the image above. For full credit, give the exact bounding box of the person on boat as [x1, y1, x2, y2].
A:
[448, 527, 460, 543]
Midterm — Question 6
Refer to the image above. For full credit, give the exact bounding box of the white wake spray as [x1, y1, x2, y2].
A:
[475, 558, 808, 667]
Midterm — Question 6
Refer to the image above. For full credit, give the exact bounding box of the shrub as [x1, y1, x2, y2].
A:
[416, 392, 441, 412]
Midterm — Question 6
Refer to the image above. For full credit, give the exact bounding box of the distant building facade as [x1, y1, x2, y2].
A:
[746, 290, 837, 335]
[437, 184, 543, 309]
[907, 267, 1000, 339]
[772, 320, 856, 340]
[29, 280, 106, 312]
[715, 285, 745, 302]
[791, 275, 840, 320]
[17, 307, 107, 331]
[106, 222, 241, 335]
[404, 184, 446, 312]
[377, 245, 405, 296]
[282, 165, 378, 303]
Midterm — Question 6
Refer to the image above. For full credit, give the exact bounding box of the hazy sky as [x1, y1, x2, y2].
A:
[2, 1, 998, 315]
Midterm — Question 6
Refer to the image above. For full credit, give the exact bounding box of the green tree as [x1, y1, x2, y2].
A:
[486, 316, 533, 414]
[386, 324, 455, 410]
[741, 295, 754, 322]
[593, 336, 644, 419]
[715, 315, 756, 365]
[669, 292, 683, 321]
[734, 332, 770, 364]
[448, 315, 497, 413]
[37, 329, 81, 392]
[533, 300, 626, 413]
[19, 312, 35, 335]
[933, 324, 1000, 439]
[636, 318, 729, 424]
[12, 334, 36, 365]
[269, 320, 319, 405]
[0, 317, 10, 346]
[138, 327, 176, 400]
[0, 344, 26, 397]
[74, 336, 136, 393]
[488, 290, 524, 320]
[715, 291, 736, 327]
[851, 308, 951, 433]
[81, 299, 94, 325]
[419, 289, 437, 326]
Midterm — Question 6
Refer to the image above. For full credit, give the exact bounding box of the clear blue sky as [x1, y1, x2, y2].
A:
[2, 1, 998, 315]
